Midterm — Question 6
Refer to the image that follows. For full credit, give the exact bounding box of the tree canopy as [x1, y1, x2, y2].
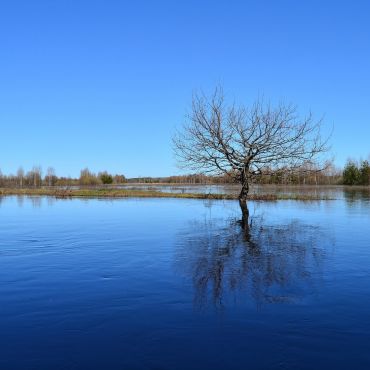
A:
[174, 87, 330, 223]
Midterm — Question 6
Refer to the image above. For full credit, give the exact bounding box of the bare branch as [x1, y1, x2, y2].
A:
[173, 86, 330, 205]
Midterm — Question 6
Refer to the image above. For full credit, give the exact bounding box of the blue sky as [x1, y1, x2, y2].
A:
[0, 0, 369, 178]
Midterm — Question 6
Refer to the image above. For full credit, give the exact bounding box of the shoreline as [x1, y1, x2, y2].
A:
[0, 188, 334, 201]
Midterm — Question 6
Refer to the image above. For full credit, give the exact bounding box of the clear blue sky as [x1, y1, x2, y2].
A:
[1, 0, 369, 178]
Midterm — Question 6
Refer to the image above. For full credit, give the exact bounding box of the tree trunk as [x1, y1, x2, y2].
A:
[238, 181, 249, 230]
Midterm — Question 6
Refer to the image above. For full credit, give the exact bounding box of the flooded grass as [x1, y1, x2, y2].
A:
[0, 187, 334, 201]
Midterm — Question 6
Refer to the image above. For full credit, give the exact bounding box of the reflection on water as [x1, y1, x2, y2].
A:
[116, 183, 370, 200]
[176, 217, 331, 309]
[30, 196, 42, 208]
[343, 188, 370, 203]
[16, 195, 25, 207]
[0, 196, 370, 370]
[0, 186, 369, 210]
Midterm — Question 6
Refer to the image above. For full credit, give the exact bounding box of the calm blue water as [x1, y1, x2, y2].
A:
[0, 195, 370, 369]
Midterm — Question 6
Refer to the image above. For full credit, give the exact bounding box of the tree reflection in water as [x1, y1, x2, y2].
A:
[176, 216, 332, 309]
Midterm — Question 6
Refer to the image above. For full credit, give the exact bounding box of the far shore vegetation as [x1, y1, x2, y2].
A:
[0, 158, 368, 202]
[0, 158, 369, 190]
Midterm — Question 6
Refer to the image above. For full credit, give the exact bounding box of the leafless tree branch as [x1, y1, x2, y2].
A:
[173, 87, 330, 223]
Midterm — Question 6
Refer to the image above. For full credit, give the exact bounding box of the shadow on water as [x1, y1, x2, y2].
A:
[176, 215, 333, 310]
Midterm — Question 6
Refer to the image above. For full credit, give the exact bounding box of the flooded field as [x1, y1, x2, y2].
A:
[0, 192, 369, 369]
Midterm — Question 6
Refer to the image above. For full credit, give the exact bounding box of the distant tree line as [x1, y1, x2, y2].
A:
[0, 159, 369, 188]
[342, 160, 370, 186]
[127, 174, 234, 184]
[78, 168, 126, 185]
[127, 162, 343, 186]
[129, 159, 369, 187]
[254, 161, 343, 186]
[0, 167, 126, 188]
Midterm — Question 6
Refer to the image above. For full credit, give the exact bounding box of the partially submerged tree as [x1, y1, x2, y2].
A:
[173, 87, 329, 227]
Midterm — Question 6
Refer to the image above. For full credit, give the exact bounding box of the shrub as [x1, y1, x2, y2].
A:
[100, 172, 113, 184]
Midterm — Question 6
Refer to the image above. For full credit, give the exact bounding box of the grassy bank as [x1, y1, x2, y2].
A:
[0, 187, 334, 201]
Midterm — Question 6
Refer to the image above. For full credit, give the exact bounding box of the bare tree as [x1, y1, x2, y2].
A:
[17, 167, 24, 188]
[79, 168, 100, 186]
[46, 167, 56, 187]
[31, 166, 42, 188]
[173, 87, 329, 227]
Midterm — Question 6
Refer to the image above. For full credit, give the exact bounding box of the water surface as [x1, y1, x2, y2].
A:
[0, 195, 369, 369]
